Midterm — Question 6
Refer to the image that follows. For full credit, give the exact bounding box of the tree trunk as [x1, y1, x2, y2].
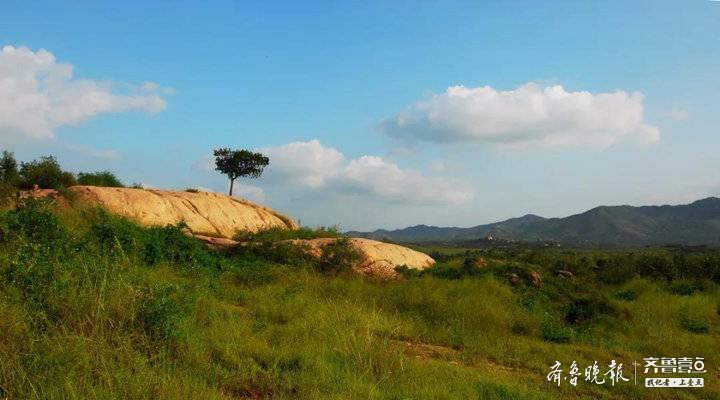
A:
[229, 178, 235, 196]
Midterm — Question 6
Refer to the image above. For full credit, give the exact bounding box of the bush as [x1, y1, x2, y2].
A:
[137, 283, 188, 340]
[89, 211, 220, 272]
[0, 150, 19, 185]
[596, 257, 635, 285]
[316, 238, 362, 275]
[18, 155, 76, 189]
[669, 280, 702, 296]
[4, 199, 67, 245]
[234, 226, 341, 243]
[613, 289, 638, 301]
[564, 296, 614, 325]
[541, 319, 573, 343]
[679, 307, 710, 334]
[77, 171, 124, 187]
[0, 181, 17, 207]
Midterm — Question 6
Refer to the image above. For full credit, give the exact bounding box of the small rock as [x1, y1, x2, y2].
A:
[529, 271, 542, 287]
[464, 256, 487, 269]
[556, 270, 575, 279]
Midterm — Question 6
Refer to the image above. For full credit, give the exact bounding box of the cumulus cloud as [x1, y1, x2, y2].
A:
[259, 139, 345, 188]
[0, 45, 168, 140]
[379, 83, 660, 149]
[260, 140, 473, 205]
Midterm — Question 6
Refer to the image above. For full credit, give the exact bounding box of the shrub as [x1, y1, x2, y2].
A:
[669, 280, 702, 296]
[234, 226, 341, 243]
[316, 238, 362, 275]
[18, 155, 76, 189]
[77, 171, 124, 187]
[0, 181, 17, 207]
[564, 296, 614, 325]
[137, 283, 188, 340]
[5, 199, 67, 245]
[679, 307, 710, 334]
[541, 319, 573, 343]
[90, 211, 141, 256]
[0, 150, 19, 186]
[613, 289, 638, 301]
[596, 257, 634, 285]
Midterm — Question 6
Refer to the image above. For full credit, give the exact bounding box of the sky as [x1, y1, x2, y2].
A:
[1, 1, 719, 231]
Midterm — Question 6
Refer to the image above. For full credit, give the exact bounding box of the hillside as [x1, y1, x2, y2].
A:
[1, 200, 718, 399]
[350, 197, 720, 247]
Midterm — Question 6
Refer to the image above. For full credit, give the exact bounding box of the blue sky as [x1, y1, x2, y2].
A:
[1, 1, 719, 230]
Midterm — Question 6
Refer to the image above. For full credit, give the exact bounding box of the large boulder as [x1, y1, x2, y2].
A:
[69, 186, 298, 237]
[288, 237, 435, 278]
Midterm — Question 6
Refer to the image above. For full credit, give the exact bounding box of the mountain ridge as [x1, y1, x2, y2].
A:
[348, 197, 720, 247]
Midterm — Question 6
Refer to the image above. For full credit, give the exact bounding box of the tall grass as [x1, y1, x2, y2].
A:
[0, 201, 717, 399]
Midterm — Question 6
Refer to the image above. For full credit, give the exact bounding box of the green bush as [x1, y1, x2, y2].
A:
[137, 283, 188, 340]
[564, 296, 614, 325]
[233, 226, 341, 243]
[669, 280, 702, 296]
[317, 238, 362, 275]
[613, 289, 638, 301]
[541, 319, 573, 343]
[77, 171, 124, 187]
[679, 307, 710, 334]
[0, 150, 19, 185]
[4, 199, 68, 245]
[18, 155, 76, 190]
[89, 211, 221, 272]
[0, 181, 17, 207]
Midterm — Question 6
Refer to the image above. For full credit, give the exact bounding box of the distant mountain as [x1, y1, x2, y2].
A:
[348, 197, 720, 247]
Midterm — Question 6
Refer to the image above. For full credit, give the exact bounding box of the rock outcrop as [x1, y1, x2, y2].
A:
[287, 237, 435, 278]
[61, 185, 435, 278]
[69, 186, 298, 237]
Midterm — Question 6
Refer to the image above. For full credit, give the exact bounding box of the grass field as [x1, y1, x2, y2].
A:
[0, 200, 718, 399]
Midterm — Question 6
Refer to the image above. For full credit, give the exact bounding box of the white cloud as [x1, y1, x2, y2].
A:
[260, 140, 474, 205]
[0, 45, 168, 140]
[260, 139, 345, 188]
[379, 83, 660, 149]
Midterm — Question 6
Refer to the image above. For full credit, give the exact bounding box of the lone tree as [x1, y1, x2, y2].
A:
[213, 148, 269, 196]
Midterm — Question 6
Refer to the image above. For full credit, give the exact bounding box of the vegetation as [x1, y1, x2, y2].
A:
[0, 200, 718, 399]
[0, 151, 127, 207]
[233, 225, 341, 242]
[213, 148, 269, 196]
[0, 151, 18, 186]
[77, 171, 125, 187]
[354, 197, 720, 247]
[18, 155, 77, 189]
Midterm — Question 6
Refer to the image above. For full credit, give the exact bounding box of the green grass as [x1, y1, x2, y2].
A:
[0, 201, 718, 399]
[233, 225, 342, 243]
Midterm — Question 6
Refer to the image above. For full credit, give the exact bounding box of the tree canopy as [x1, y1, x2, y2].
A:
[77, 171, 125, 187]
[18, 155, 77, 190]
[213, 148, 269, 196]
[0, 151, 18, 185]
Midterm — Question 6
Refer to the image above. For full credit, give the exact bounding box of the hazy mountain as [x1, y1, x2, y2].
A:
[348, 197, 720, 247]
